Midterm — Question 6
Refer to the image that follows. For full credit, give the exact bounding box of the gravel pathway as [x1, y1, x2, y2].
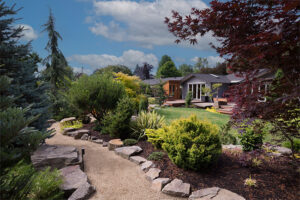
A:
[47, 123, 185, 200]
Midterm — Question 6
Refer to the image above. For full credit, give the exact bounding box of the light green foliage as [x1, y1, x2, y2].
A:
[0, 161, 63, 200]
[123, 139, 138, 146]
[238, 120, 267, 151]
[157, 61, 181, 78]
[148, 152, 165, 161]
[148, 97, 157, 104]
[61, 120, 83, 130]
[156, 55, 172, 77]
[252, 157, 262, 167]
[185, 91, 192, 107]
[178, 64, 193, 76]
[283, 139, 300, 153]
[147, 115, 222, 170]
[219, 122, 238, 145]
[95, 65, 132, 75]
[131, 111, 165, 140]
[102, 97, 135, 139]
[68, 73, 125, 121]
[193, 57, 209, 72]
[244, 176, 257, 187]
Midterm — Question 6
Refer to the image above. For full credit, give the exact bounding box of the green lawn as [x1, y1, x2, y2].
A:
[156, 107, 230, 128]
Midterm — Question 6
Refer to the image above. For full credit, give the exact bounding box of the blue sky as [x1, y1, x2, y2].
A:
[8, 0, 224, 74]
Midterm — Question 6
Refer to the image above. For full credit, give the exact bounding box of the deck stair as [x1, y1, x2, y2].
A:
[217, 103, 236, 115]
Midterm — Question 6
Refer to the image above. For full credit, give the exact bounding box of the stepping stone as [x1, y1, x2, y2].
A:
[102, 142, 108, 147]
[80, 134, 89, 140]
[60, 165, 88, 197]
[162, 179, 190, 197]
[92, 139, 103, 144]
[129, 156, 147, 165]
[222, 145, 242, 151]
[273, 146, 292, 155]
[151, 178, 171, 191]
[90, 136, 97, 141]
[74, 130, 90, 139]
[211, 188, 245, 200]
[145, 168, 161, 181]
[67, 131, 78, 137]
[60, 117, 76, 124]
[68, 182, 95, 200]
[63, 128, 77, 135]
[31, 144, 79, 170]
[141, 161, 155, 172]
[114, 146, 143, 159]
[189, 187, 220, 199]
[108, 139, 123, 150]
[47, 119, 56, 123]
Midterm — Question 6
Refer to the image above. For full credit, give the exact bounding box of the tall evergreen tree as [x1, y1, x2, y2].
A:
[133, 62, 153, 80]
[0, 2, 50, 130]
[156, 55, 172, 77]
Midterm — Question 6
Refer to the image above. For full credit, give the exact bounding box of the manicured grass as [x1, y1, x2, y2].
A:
[156, 107, 230, 128]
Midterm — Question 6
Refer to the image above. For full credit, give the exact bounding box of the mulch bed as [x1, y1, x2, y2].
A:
[138, 140, 300, 200]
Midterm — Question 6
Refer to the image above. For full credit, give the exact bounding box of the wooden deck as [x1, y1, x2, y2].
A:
[164, 99, 213, 108]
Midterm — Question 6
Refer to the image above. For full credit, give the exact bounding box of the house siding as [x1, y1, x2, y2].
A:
[182, 77, 208, 100]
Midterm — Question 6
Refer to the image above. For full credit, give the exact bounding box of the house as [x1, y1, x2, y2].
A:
[143, 77, 183, 100]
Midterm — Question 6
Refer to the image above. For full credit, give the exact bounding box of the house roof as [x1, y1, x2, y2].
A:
[181, 73, 234, 84]
[143, 77, 183, 85]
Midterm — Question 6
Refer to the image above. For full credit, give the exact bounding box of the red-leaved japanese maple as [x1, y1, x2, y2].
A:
[165, 0, 299, 152]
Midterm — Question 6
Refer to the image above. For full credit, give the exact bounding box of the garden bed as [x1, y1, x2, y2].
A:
[82, 122, 115, 142]
[138, 140, 299, 200]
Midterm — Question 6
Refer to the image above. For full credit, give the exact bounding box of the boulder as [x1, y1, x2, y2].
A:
[60, 117, 76, 124]
[63, 128, 77, 135]
[74, 130, 90, 140]
[108, 139, 123, 150]
[60, 165, 88, 197]
[80, 134, 89, 140]
[114, 146, 143, 159]
[145, 168, 161, 181]
[31, 144, 79, 170]
[162, 179, 190, 197]
[68, 182, 95, 200]
[92, 139, 103, 144]
[151, 178, 171, 191]
[102, 142, 108, 147]
[47, 119, 56, 123]
[140, 161, 155, 172]
[129, 156, 147, 165]
[90, 136, 97, 141]
[222, 145, 242, 151]
[273, 146, 292, 155]
[189, 187, 220, 199]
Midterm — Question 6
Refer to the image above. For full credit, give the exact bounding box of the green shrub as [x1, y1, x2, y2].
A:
[148, 152, 165, 161]
[131, 111, 165, 140]
[283, 139, 300, 153]
[147, 115, 222, 170]
[139, 97, 149, 112]
[61, 120, 83, 130]
[185, 91, 192, 107]
[148, 97, 157, 104]
[219, 122, 238, 145]
[68, 73, 125, 122]
[239, 120, 266, 151]
[0, 161, 63, 200]
[123, 139, 138, 146]
[93, 121, 102, 132]
[81, 115, 91, 124]
[102, 97, 135, 139]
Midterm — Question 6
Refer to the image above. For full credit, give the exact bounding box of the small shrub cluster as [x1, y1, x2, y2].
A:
[244, 176, 257, 187]
[102, 97, 135, 139]
[146, 115, 222, 170]
[148, 152, 165, 161]
[61, 120, 83, 130]
[206, 107, 219, 114]
[219, 122, 238, 145]
[185, 91, 192, 107]
[283, 139, 300, 153]
[123, 139, 138, 146]
[131, 111, 165, 140]
[148, 97, 157, 104]
[139, 97, 148, 112]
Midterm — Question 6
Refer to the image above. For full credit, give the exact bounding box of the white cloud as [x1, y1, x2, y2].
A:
[68, 49, 158, 70]
[191, 56, 225, 67]
[16, 24, 38, 41]
[72, 67, 93, 75]
[88, 0, 217, 49]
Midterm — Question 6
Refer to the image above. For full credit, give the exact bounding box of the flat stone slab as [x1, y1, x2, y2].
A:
[108, 139, 123, 150]
[92, 139, 103, 144]
[222, 145, 242, 150]
[140, 161, 155, 172]
[115, 146, 143, 159]
[103, 142, 108, 147]
[189, 187, 245, 200]
[129, 156, 147, 165]
[63, 128, 77, 135]
[68, 182, 95, 200]
[273, 146, 292, 155]
[80, 134, 89, 140]
[60, 117, 76, 124]
[145, 168, 161, 181]
[74, 130, 90, 139]
[31, 144, 79, 170]
[67, 131, 78, 137]
[162, 179, 190, 197]
[60, 165, 88, 196]
[151, 178, 171, 191]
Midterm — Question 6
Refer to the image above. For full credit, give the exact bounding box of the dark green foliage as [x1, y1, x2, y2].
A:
[102, 97, 135, 139]
[139, 97, 148, 112]
[0, 161, 63, 200]
[283, 139, 300, 153]
[95, 65, 132, 75]
[238, 120, 266, 151]
[93, 121, 102, 132]
[68, 73, 125, 122]
[178, 64, 193, 76]
[156, 55, 172, 77]
[147, 115, 222, 170]
[148, 152, 165, 161]
[197, 62, 228, 75]
[157, 61, 181, 78]
[185, 91, 192, 107]
[154, 81, 166, 106]
[81, 115, 91, 124]
[219, 122, 237, 145]
[123, 139, 138, 146]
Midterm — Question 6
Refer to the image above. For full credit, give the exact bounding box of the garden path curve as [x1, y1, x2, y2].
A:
[47, 122, 185, 200]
